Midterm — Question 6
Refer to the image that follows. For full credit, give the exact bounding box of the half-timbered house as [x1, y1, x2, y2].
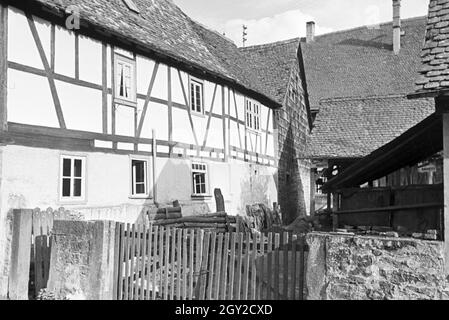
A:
[0, 0, 313, 292]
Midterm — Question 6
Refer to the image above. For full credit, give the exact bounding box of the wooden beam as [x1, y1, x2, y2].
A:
[0, 3, 8, 131]
[75, 33, 79, 80]
[202, 84, 217, 148]
[167, 66, 173, 154]
[443, 111, 449, 274]
[102, 42, 108, 134]
[233, 90, 243, 149]
[26, 13, 66, 129]
[136, 62, 159, 138]
[222, 86, 227, 161]
[50, 24, 55, 71]
[178, 70, 199, 146]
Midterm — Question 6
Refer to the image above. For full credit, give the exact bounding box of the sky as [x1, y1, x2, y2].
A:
[173, 0, 429, 47]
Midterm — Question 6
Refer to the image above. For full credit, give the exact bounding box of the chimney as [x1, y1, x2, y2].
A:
[393, 0, 401, 54]
[306, 21, 315, 43]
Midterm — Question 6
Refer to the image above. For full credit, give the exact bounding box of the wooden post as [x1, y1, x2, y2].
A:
[8, 209, 33, 300]
[442, 111, 449, 273]
[214, 188, 225, 212]
[152, 129, 157, 204]
[0, 3, 8, 131]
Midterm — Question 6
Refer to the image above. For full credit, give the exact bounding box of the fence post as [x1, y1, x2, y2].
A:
[8, 209, 33, 300]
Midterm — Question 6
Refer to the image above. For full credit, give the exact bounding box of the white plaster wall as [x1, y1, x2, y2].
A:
[78, 35, 102, 85]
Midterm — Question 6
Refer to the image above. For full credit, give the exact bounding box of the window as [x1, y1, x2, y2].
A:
[192, 163, 208, 196]
[190, 78, 204, 114]
[60, 156, 86, 201]
[131, 159, 149, 197]
[115, 54, 136, 103]
[245, 98, 261, 131]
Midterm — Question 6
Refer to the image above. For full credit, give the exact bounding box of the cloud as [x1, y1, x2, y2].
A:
[222, 9, 334, 47]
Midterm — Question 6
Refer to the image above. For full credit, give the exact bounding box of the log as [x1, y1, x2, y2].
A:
[153, 217, 227, 226]
[156, 207, 182, 214]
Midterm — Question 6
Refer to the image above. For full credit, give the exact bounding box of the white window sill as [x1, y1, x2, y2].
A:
[191, 111, 206, 118]
[191, 194, 213, 200]
[129, 195, 153, 200]
[59, 199, 87, 206]
[114, 97, 137, 107]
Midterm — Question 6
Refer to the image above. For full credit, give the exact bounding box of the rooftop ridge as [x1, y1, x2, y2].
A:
[189, 18, 237, 46]
[306, 15, 427, 42]
[319, 93, 430, 104]
[239, 37, 300, 51]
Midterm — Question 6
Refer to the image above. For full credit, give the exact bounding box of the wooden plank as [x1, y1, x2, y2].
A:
[221, 232, 230, 300]
[75, 33, 79, 79]
[159, 226, 165, 300]
[188, 229, 195, 300]
[8, 209, 33, 300]
[242, 233, 250, 300]
[258, 232, 265, 300]
[112, 222, 121, 300]
[283, 232, 289, 300]
[251, 234, 257, 300]
[26, 14, 66, 129]
[168, 67, 173, 152]
[267, 233, 273, 300]
[222, 86, 228, 161]
[229, 232, 236, 300]
[182, 229, 188, 300]
[139, 225, 147, 300]
[152, 225, 159, 300]
[274, 233, 280, 300]
[214, 233, 223, 300]
[291, 234, 298, 301]
[298, 237, 305, 301]
[169, 228, 176, 300]
[117, 223, 125, 300]
[198, 231, 210, 300]
[34, 235, 44, 296]
[235, 233, 243, 300]
[129, 224, 138, 300]
[176, 229, 182, 300]
[144, 225, 152, 300]
[50, 24, 55, 71]
[207, 232, 217, 300]
[123, 224, 131, 300]
[135, 225, 143, 300]
[163, 227, 170, 300]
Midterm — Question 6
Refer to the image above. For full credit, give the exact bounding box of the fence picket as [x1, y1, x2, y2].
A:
[221, 233, 230, 300]
[152, 225, 159, 300]
[283, 232, 289, 300]
[258, 232, 264, 300]
[242, 233, 250, 300]
[229, 232, 236, 300]
[207, 232, 217, 300]
[158, 226, 165, 300]
[291, 234, 297, 301]
[139, 226, 147, 300]
[170, 228, 176, 300]
[123, 224, 131, 300]
[251, 234, 257, 300]
[163, 227, 170, 300]
[182, 229, 188, 300]
[176, 229, 182, 300]
[299, 236, 305, 301]
[129, 224, 137, 300]
[274, 233, 280, 300]
[198, 231, 210, 300]
[135, 224, 142, 300]
[215, 233, 223, 300]
[267, 233, 273, 300]
[188, 229, 195, 300]
[145, 225, 153, 300]
[235, 233, 243, 300]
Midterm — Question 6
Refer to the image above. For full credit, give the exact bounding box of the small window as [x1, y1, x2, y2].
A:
[60, 156, 86, 201]
[115, 54, 136, 103]
[192, 163, 208, 196]
[189, 78, 204, 114]
[246, 98, 261, 131]
[131, 159, 149, 197]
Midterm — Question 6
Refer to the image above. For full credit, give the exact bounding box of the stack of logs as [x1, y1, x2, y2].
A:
[151, 212, 237, 233]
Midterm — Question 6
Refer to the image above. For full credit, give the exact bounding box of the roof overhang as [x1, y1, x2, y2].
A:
[322, 112, 442, 192]
[6, 0, 282, 109]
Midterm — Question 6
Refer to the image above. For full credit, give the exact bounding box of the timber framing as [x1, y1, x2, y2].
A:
[4, 0, 281, 110]
[0, 2, 7, 131]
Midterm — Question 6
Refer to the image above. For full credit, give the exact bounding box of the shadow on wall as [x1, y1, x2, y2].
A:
[239, 164, 271, 214]
[136, 158, 212, 223]
[278, 125, 307, 225]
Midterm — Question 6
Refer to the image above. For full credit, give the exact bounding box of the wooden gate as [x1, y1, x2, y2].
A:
[114, 224, 308, 300]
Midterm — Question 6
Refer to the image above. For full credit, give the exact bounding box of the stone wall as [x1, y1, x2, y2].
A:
[276, 61, 311, 224]
[306, 232, 449, 300]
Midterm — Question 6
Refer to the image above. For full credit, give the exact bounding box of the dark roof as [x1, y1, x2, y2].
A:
[239, 39, 300, 105]
[305, 95, 434, 159]
[414, 0, 449, 95]
[301, 17, 428, 111]
[19, 0, 281, 107]
[323, 113, 442, 191]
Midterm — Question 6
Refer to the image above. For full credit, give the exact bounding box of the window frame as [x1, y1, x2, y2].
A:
[245, 98, 262, 132]
[191, 162, 210, 197]
[129, 156, 152, 199]
[114, 52, 137, 106]
[59, 155, 87, 203]
[188, 76, 205, 115]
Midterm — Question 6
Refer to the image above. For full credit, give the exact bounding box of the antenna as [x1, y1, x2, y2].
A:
[242, 25, 248, 47]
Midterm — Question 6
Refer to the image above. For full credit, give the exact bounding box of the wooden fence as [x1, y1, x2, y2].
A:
[114, 224, 307, 300]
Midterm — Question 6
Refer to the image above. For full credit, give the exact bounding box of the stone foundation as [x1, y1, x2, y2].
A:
[306, 232, 449, 300]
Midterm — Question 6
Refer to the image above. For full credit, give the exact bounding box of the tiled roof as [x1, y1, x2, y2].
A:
[23, 0, 281, 107]
[305, 95, 434, 159]
[239, 39, 300, 105]
[415, 0, 449, 94]
[301, 17, 427, 111]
